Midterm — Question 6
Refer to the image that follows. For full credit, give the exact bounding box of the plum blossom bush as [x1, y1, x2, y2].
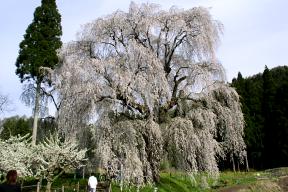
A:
[0, 134, 86, 191]
[0, 134, 34, 177]
[34, 134, 87, 191]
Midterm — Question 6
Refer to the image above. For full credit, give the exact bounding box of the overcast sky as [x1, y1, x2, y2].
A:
[0, 0, 287, 118]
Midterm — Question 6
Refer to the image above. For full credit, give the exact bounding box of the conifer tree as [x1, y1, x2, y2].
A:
[15, 0, 62, 145]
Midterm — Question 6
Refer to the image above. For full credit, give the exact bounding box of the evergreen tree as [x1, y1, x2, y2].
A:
[232, 66, 288, 169]
[262, 66, 276, 168]
[15, 0, 62, 145]
[273, 82, 288, 165]
[232, 72, 263, 169]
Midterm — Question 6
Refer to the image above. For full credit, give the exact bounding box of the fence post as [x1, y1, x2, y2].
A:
[37, 182, 40, 192]
[77, 182, 79, 192]
[120, 163, 123, 192]
[62, 185, 64, 192]
[109, 182, 112, 192]
[83, 167, 85, 179]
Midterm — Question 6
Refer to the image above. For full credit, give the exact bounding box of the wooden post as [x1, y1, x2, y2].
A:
[77, 182, 79, 192]
[83, 167, 85, 179]
[37, 182, 40, 192]
[120, 163, 123, 192]
[62, 185, 64, 192]
[245, 155, 250, 172]
[109, 182, 112, 192]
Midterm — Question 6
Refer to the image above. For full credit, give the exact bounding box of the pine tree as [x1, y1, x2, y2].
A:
[262, 66, 276, 168]
[15, 0, 62, 145]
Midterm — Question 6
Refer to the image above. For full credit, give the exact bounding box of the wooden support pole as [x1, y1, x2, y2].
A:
[37, 182, 40, 192]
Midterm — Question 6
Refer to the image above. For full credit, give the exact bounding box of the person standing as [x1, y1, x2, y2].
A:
[88, 174, 98, 192]
[0, 170, 21, 192]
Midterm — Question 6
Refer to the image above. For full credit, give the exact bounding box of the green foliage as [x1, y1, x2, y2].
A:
[0, 116, 57, 141]
[15, 0, 62, 84]
[231, 66, 288, 169]
[37, 117, 57, 142]
[159, 159, 171, 172]
[0, 116, 32, 140]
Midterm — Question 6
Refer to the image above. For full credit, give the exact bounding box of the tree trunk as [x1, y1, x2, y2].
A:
[32, 82, 41, 146]
[231, 155, 236, 172]
[237, 160, 240, 172]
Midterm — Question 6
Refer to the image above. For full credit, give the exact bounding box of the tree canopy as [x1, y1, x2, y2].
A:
[54, 3, 246, 183]
[15, 0, 62, 84]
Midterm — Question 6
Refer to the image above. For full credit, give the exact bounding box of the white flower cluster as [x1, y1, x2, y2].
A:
[0, 135, 34, 177]
[0, 134, 87, 182]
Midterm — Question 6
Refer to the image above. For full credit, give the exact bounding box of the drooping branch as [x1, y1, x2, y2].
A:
[53, 3, 246, 185]
[0, 93, 10, 113]
[40, 87, 60, 111]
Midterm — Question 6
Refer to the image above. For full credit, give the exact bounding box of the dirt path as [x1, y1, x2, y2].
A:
[217, 176, 288, 192]
[278, 176, 288, 191]
[218, 184, 250, 192]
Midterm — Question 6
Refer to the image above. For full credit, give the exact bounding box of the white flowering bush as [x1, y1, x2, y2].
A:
[0, 134, 87, 191]
[34, 134, 87, 191]
[0, 134, 34, 177]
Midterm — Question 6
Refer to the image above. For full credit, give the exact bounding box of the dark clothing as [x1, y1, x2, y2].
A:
[0, 184, 21, 192]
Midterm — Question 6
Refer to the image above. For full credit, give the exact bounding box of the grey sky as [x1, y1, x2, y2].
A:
[0, 0, 287, 118]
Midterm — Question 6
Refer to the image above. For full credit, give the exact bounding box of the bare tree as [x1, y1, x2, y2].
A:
[0, 92, 11, 114]
[54, 2, 246, 183]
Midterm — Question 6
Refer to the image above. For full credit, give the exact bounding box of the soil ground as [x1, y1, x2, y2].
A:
[218, 176, 288, 192]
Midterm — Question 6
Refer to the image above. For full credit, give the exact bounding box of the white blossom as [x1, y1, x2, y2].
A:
[0, 135, 34, 177]
[0, 133, 87, 190]
[53, 2, 245, 184]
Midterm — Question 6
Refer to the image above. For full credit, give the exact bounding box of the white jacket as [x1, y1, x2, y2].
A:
[88, 176, 98, 188]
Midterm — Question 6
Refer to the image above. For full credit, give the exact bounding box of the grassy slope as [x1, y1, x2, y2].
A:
[111, 171, 257, 192]
[112, 168, 288, 192]
[21, 168, 288, 191]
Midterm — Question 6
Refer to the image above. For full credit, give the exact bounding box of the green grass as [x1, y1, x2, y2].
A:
[20, 169, 288, 192]
[216, 171, 257, 187]
[109, 171, 260, 192]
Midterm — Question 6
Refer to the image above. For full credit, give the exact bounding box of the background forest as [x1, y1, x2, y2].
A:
[231, 66, 288, 170]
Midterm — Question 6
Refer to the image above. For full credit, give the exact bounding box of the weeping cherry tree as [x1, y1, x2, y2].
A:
[54, 2, 246, 183]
